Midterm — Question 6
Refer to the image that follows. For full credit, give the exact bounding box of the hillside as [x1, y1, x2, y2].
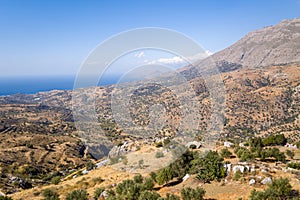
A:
[0, 19, 300, 199]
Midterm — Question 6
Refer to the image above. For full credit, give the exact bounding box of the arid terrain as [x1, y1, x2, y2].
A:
[1, 19, 300, 199]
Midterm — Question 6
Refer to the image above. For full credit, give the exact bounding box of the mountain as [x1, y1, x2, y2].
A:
[213, 18, 300, 68]
[0, 19, 300, 197]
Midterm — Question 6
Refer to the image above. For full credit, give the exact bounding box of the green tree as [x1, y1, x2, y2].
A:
[191, 151, 226, 183]
[156, 167, 173, 185]
[262, 134, 287, 146]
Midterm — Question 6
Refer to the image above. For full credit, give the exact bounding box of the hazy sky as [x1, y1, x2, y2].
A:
[0, 0, 300, 76]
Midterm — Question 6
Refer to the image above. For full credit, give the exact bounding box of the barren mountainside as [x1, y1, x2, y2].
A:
[212, 18, 300, 68]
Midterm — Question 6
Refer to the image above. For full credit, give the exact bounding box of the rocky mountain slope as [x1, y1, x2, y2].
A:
[211, 18, 300, 69]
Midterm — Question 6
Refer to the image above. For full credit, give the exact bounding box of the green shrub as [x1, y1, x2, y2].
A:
[220, 148, 232, 158]
[262, 134, 287, 146]
[85, 161, 94, 171]
[42, 188, 60, 200]
[155, 141, 163, 148]
[0, 196, 13, 200]
[143, 178, 154, 190]
[94, 187, 105, 200]
[138, 190, 161, 200]
[51, 176, 61, 185]
[134, 174, 143, 184]
[286, 150, 295, 159]
[233, 170, 242, 181]
[155, 151, 164, 158]
[65, 189, 88, 200]
[250, 178, 298, 200]
[165, 193, 180, 200]
[287, 162, 300, 170]
[26, 143, 34, 148]
[181, 187, 205, 200]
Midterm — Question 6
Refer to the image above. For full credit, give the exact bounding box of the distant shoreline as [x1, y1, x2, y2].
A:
[0, 75, 119, 96]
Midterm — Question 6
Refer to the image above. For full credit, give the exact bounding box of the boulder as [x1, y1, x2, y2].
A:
[249, 179, 255, 185]
[233, 165, 245, 173]
[261, 177, 272, 185]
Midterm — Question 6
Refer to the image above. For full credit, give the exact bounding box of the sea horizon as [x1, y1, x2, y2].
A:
[0, 75, 120, 96]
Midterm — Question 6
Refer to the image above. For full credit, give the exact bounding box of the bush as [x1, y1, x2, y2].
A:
[250, 178, 298, 200]
[138, 159, 144, 169]
[116, 179, 141, 199]
[150, 172, 157, 181]
[220, 148, 232, 158]
[42, 188, 60, 200]
[85, 161, 94, 171]
[181, 187, 205, 200]
[138, 190, 161, 200]
[233, 170, 242, 181]
[143, 178, 154, 190]
[234, 147, 253, 161]
[94, 187, 105, 200]
[262, 134, 287, 146]
[287, 162, 300, 170]
[51, 176, 61, 185]
[165, 193, 180, 200]
[286, 150, 295, 159]
[0, 197, 13, 200]
[66, 189, 88, 200]
[156, 166, 173, 185]
[134, 174, 143, 184]
[26, 143, 34, 148]
[155, 151, 164, 158]
[155, 141, 163, 148]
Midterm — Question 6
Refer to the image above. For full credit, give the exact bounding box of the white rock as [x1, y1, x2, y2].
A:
[249, 179, 256, 185]
[261, 177, 272, 185]
[182, 174, 190, 182]
[186, 141, 201, 149]
[224, 141, 234, 148]
[233, 165, 245, 173]
[224, 163, 232, 173]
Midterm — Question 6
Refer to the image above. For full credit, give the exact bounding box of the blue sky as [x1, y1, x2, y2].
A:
[0, 0, 300, 76]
